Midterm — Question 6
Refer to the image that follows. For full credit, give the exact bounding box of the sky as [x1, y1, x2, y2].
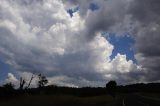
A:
[0, 0, 160, 88]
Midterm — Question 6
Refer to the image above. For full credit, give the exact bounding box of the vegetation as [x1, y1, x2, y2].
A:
[0, 77, 160, 106]
[106, 80, 117, 98]
[38, 74, 48, 88]
[0, 95, 120, 106]
[3, 83, 14, 90]
[19, 77, 26, 90]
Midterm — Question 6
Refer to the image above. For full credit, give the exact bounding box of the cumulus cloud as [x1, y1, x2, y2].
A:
[6, 73, 18, 82]
[0, 0, 159, 87]
[65, 0, 160, 83]
[4, 73, 19, 88]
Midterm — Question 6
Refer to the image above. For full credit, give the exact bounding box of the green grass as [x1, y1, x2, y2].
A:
[0, 95, 121, 106]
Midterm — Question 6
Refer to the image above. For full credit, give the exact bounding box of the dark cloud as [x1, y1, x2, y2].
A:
[127, 0, 160, 82]
[65, 0, 160, 83]
[129, 0, 160, 25]
[0, 0, 160, 87]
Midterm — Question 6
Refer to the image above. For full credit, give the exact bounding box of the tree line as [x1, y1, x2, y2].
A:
[0, 74, 160, 98]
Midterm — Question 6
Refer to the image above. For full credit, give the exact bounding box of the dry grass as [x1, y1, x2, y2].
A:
[0, 95, 119, 106]
[139, 92, 160, 99]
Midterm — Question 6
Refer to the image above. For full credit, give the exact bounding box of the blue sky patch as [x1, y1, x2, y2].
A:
[67, 2, 99, 17]
[0, 60, 17, 81]
[67, 6, 79, 17]
[89, 3, 99, 11]
[102, 32, 137, 64]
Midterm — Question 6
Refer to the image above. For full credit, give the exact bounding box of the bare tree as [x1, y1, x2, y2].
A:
[26, 74, 34, 89]
[19, 77, 26, 90]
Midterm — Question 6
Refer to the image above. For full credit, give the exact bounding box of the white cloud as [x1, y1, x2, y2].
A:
[0, 0, 144, 87]
[5, 73, 19, 88]
[6, 73, 18, 82]
[111, 53, 135, 73]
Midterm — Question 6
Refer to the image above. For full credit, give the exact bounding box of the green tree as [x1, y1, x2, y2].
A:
[3, 82, 14, 90]
[38, 74, 48, 88]
[3, 82, 15, 95]
[106, 80, 117, 98]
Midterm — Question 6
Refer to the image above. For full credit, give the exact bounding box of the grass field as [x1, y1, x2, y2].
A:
[0, 95, 121, 106]
[139, 92, 160, 99]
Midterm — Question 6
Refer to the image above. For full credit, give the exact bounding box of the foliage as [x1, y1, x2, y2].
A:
[106, 80, 117, 98]
[3, 82, 15, 90]
[38, 74, 48, 88]
[1, 82, 15, 96]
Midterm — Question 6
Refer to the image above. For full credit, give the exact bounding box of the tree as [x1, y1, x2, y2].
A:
[3, 82, 15, 95]
[38, 74, 48, 88]
[106, 80, 117, 98]
[26, 74, 34, 89]
[19, 77, 26, 90]
[3, 82, 14, 90]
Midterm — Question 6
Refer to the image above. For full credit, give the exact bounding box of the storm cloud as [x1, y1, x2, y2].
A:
[0, 0, 159, 87]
